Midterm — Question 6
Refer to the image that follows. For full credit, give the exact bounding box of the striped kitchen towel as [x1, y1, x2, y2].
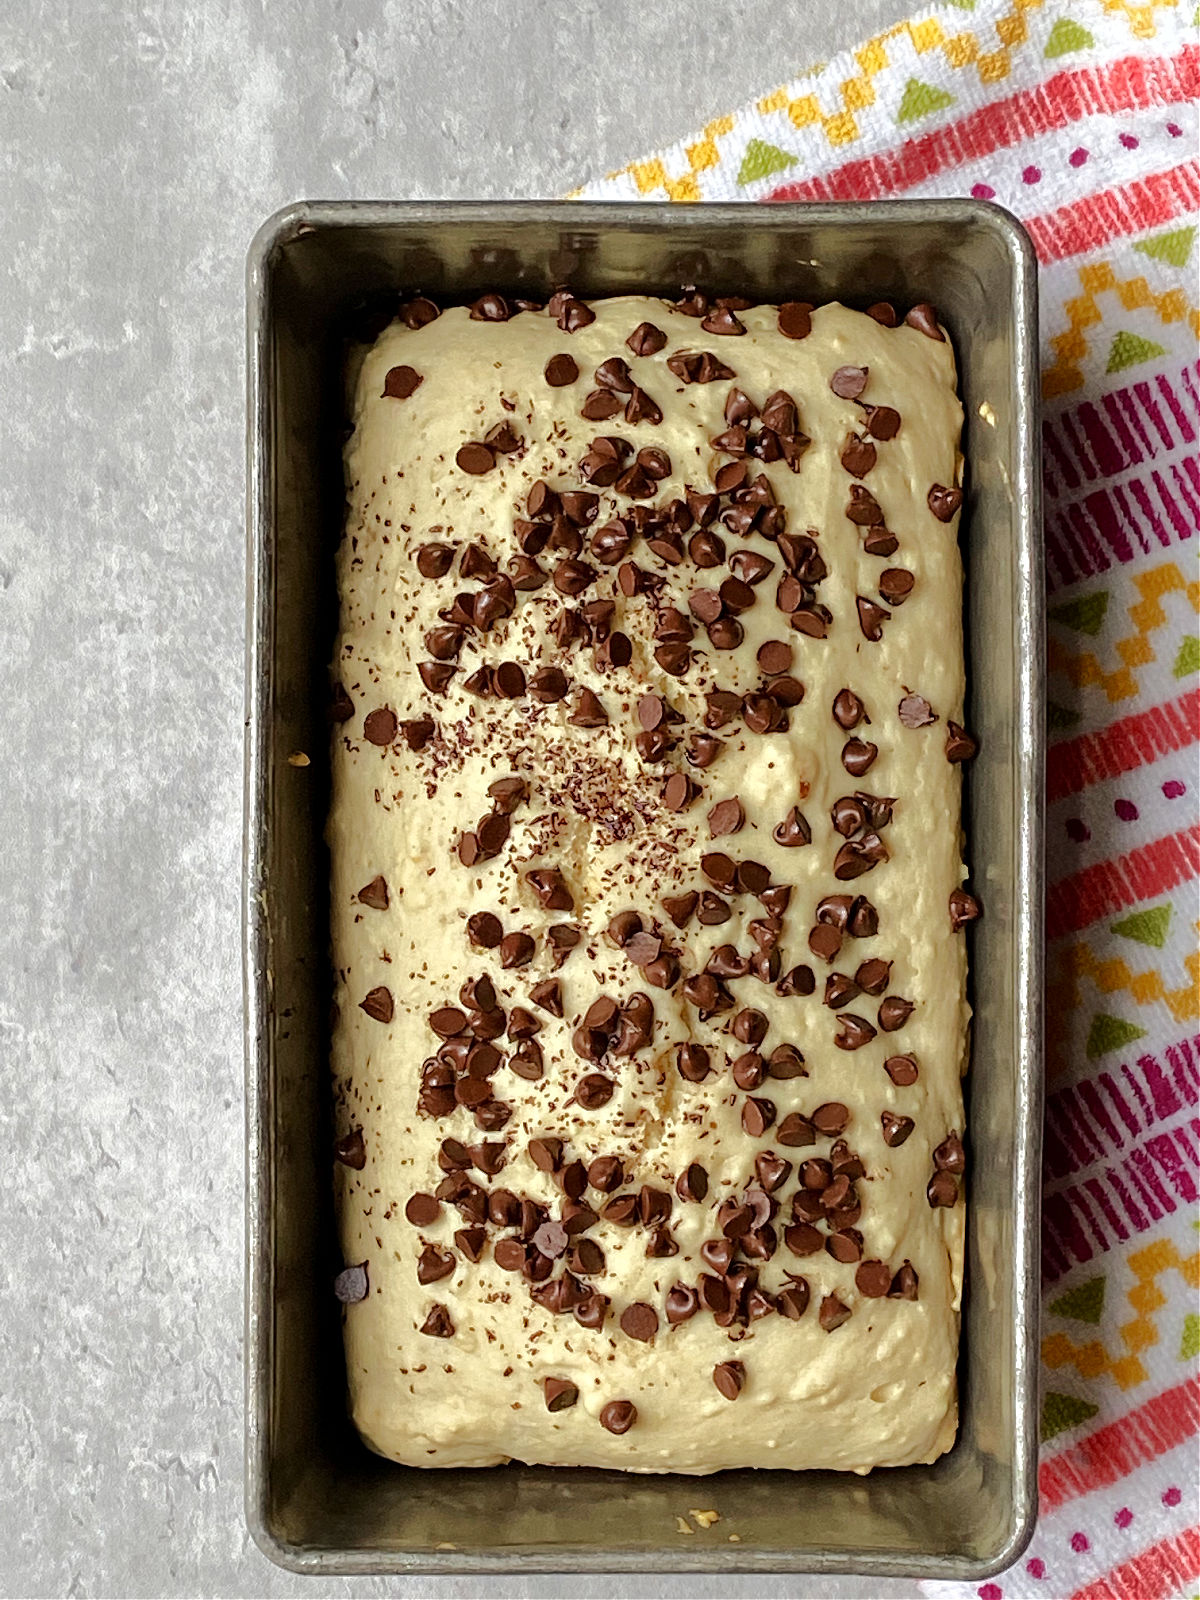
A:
[578, 4, 1200, 1597]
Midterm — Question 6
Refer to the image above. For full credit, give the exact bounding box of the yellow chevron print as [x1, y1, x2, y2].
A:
[1043, 1238, 1200, 1389]
[1049, 563, 1200, 704]
[1046, 931, 1200, 1077]
[1043, 260, 1200, 399]
[1098, 0, 1182, 41]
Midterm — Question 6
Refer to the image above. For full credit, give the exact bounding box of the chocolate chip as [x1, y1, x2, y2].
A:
[878, 995, 914, 1032]
[818, 1293, 852, 1333]
[884, 1053, 919, 1087]
[626, 932, 663, 968]
[541, 1376, 579, 1412]
[874, 571, 914, 612]
[772, 807, 811, 849]
[666, 1284, 699, 1324]
[849, 1260, 890, 1302]
[905, 302, 945, 340]
[841, 435, 877, 478]
[456, 441, 496, 476]
[569, 1238, 605, 1276]
[383, 364, 423, 401]
[545, 352, 579, 387]
[416, 1244, 455, 1285]
[701, 305, 746, 336]
[730, 1051, 764, 1090]
[676, 1161, 709, 1203]
[778, 302, 812, 339]
[484, 420, 522, 455]
[887, 1262, 919, 1301]
[581, 389, 622, 422]
[360, 706, 399, 749]
[881, 1111, 915, 1148]
[899, 693, 936, 729]
[334, 1262, 369, 1303]
[741, 1097, 776, 1137]
[627, 321, 667, 356]
[619, 1302, 658, 1343]
[470, 292, 510, 321]
[831, 796, 868, 839]
[834, 1013, 876, 1050]
[661, 772, 697, 813]
[707, 798, 745, 838]
[927, 1171, 959, 1208]
[625, 387, 663, 425]
[552, 294, 595, 332]
[848, 896, 879, 937]
[928, 483, 963, 522]
[575, 1074, 614, 1109]
[569, 688, 608, 727]
[419, 1303, 455, 1338]
[588, 1155, 624, 1194]
[752, 639, 791, 678]
[651, 1025, 702, 1082]
[775, 962, 815, 999]
[775, 1113, 816, 1152]
[945, 721, 979, 762]
[712, 1359, 745, 1400]
[950, 887, 982, 930]
[934, 1131, 966, 1173]
[830, 365, 868, 399]
[532, 1221, 569, 1260]
[496, 932, 532, 970]
[838, 740, 877, 781]
[526, 867, 574, 912]
[575, 1293, 610, 1329]
[528, 1137, 564, 1174]
[490, 661, 524, 699]
[856, 597, 890, 642]
[599, 1399, 636, 1434]
[359, 986, 394, 1024]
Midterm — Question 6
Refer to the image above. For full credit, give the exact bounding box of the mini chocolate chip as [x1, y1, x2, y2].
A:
[545, 353, 579, 386]
[857, 597, 890, 641]
[775, 965, 815, 999]
[732, 1052, 766, 1090]
[818, 1293, 852, 1332]
[865, 300, 897, 326]
[707, 797, 745, 837]
[663, 772, 699, 812]
[494, 661, 527, 698]
[627, 321, 667, 356]
[383, 364, 422, 399]
[878, 995, 914, 1032]
[418, 660, 456, 696]
[841, 435, 877, 477]
[581, 389, 622, 421]
[360, 987, 394, 1024]
[927, 1171, 959, 1208]
[905, 302, 945, 340]
[625, 387, 663, 425]
[569, 688, 608, 727]
[334, 1263, 368, 1303]
[466, 912, 503, 949]
[599, 1399, 636, 1434]
[543, 1376, 579, 1411]
[773, 807, 811, 848]
[880, 568, 915, 607]
[528, 666, 569, 704]
[417, 1244, 455, 1285]
[884, 1053, 919, 1086]
[666, 1283, 699, 1323]
[701, 306, 746, 336]
[841, 738, 878, 777]
[928, 483, 963, 522]
[713, 1359, 745, 1400]
[855, 1260, 893, 1300]
[950, 887, 982, 930]
[881, 1111, 915, 1147]
[575, 1074, 615, 1109]
[945, 721, 979, 762]
[934, 1131, 966, 1174]
[363, 707, 399, 747]
[484, 421, 522, 455]
[741, 1097, 776, 1137]
[830, 365, 868, 399]
[672, 1045, 711, 1095]
[899, 693, 936, 728]
[456, 441, 495, 475]
[419, 1303, 454, 1337]
[620, 1302, 658, 1342]
[834, 1013, 876, 1051]
[499, 932, 535, 969]
[675, 1161, 709, 1203]
[588, 1155, 624, 1194]
[756, 640, 793, 676]
[778, 301, 813, 339]
[661, 891, 698, 929]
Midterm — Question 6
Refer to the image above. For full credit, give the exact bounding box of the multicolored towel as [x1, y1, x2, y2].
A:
[578, 4, 1199, 1595]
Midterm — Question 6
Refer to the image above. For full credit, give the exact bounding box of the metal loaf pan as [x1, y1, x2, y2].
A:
[245, 200, 1043, 1579]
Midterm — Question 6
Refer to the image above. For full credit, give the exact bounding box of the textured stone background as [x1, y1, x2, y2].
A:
[0, 2, 924, 1594]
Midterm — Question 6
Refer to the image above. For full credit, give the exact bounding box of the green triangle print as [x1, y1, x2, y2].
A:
[1050, 591, 1109, 636]
[1111, 904, 1171, 949]
[1050, 1277, 1106, 1325]
[1182, 1313, 1200, 1362]
[897, 78, 956, 124]
[737, 139, 798, 187]
[1047, 701, 1082, 732]
[1044, 17, 1095, 58]
[1174, 635, 1200, 678]
[1042, 1391, 1099, 1441]
[1107, 330, 1168, 374]
[1086, 1013, 1148, 1059]
[1134, 226, 1196, 269]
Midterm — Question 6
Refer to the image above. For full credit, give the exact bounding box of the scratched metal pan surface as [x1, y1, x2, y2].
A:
[244, 199, 1043, 1579]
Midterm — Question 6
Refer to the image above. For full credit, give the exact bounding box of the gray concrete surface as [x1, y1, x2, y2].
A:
[0, 2, 922, 1595]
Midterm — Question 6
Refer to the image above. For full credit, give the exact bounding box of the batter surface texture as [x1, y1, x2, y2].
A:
[328, 291, 976, 1473]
